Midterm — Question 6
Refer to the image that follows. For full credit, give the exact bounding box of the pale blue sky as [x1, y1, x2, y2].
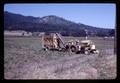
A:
[4, 4, 116, 29]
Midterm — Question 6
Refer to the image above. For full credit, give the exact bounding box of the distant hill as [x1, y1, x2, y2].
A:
[4, 11, 115, 37]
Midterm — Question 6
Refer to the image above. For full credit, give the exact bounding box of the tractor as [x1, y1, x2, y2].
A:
[65, 39, 99, 54]
[79, 40, 99, 54]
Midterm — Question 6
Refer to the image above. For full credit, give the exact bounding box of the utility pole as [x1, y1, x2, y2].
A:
[42, 32, 45, 49]
[85, 29, 88, 40]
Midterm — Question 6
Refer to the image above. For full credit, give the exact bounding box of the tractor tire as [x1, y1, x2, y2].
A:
[76, 51, 80, 54]
[70, 46, 76, 52]
[85, 51, 89, 55]
[65, 45, 69, 50]
[80, 47, 85, 53]
[43, 48, 47, 51]
[94, 50, 99, 54]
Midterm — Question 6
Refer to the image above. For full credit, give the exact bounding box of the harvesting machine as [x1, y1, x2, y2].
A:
[42, 33, 99, 54]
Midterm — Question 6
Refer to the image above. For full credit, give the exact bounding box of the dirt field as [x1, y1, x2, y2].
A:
[4, 36, 116, 79]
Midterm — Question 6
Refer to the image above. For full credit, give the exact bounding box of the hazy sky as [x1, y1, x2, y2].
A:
[4, 4, 116, 29]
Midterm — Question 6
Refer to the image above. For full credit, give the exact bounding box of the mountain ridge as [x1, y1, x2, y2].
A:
[4, 11, 115, 37]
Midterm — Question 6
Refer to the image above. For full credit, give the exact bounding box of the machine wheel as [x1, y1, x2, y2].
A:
[43, 48, 47, 51]
[76, 51, 80, 54]
[90, 49, 99, 54]
[70, 46, 76, 52]
[65, 45, 69, 50]
[80, 47, 85, 53]
[85, 50, 89, 55]
[94, 50, 99, 54]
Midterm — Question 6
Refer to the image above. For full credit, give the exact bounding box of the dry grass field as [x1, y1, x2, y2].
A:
[4, 36, 116, 79]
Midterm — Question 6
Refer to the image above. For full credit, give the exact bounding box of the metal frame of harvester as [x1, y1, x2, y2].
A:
[42, 33, 66, 51]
